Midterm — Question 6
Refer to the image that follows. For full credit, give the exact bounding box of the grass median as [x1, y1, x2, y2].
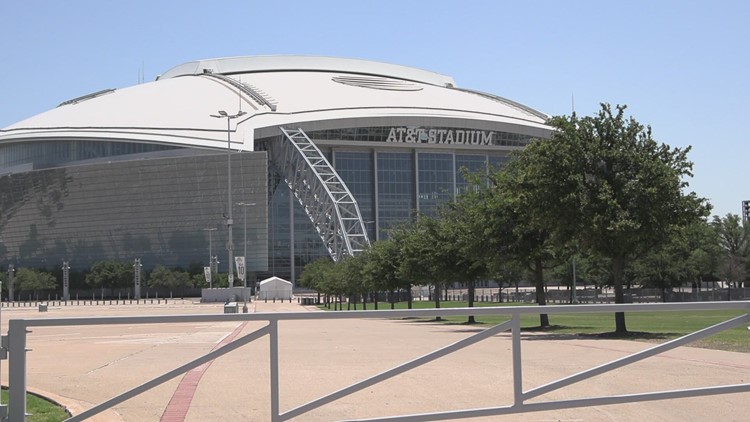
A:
[1, 388, 69, 422]
[320, 300, 749, 353]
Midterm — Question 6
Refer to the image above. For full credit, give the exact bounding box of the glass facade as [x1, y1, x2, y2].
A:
[1, 125, 530, 285]
[260, 125, 521, 281]
[417, 153, 454, 216]
[456, 155, 489, 195]
[376, 152, 414, 237]
[0, 140, 180, 171]
[334, 151, 375, 240]
[0, 152, 268, 273]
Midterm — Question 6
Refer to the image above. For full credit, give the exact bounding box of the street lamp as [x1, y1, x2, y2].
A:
[237, 202, 256, 287]
[210, 110, 246, 288]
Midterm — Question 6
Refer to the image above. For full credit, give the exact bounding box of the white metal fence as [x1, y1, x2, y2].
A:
[2, 301, 749, 421]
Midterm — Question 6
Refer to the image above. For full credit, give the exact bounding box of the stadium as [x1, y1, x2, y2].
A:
[0, 55, 553, 285]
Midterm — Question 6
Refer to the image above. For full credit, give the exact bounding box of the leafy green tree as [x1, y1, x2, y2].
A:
[191, 273, 207, 288]
[364, 237, 411, 309]
[462, 164, 561, 327]
[85, 260, 132, 295]
[299, 257, 335, 303]
[298, 257, 334, 291]
[487, 260, 525, 302]
[147, 265, 191, 291]
[433, 200, 490, 323]
[712, 214, 749, 294]
[148, 265, 176, 289]
[16, 268, 57, 299]
[397, 217, 455, 318]
[628, 231, 691, 301]
[683, 220, 722, 290]
[332, 254, 369, 310]
[519, 104, 709, 332]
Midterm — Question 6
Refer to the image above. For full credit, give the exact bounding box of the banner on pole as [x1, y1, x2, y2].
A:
[235, 256, 246, 284]
[204, 266, 212, 285]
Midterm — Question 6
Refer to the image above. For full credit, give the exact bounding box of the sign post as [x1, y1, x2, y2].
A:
[133, 258, 142, 299]
[62, 261, 70, 301]
[7, 265, 14, 303]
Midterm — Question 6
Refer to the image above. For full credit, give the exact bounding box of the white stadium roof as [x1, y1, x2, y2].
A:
[0, 56, 551, 151]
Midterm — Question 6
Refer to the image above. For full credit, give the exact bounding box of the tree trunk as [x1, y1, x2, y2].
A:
[534, 257, 549, 327]
[612, 255, 628, 333]
[435, 284, 442, 321]
[467, 280, 476, 324]
[407, 288, 413, 309]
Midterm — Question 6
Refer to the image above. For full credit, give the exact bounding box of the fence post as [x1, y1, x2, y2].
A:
[8, 319, 28, 421]
[270, 319, 280, 422]
[512, 313, 523, 407]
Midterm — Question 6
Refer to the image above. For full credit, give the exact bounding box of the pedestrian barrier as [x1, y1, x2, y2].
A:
[2, 301, 749, 421]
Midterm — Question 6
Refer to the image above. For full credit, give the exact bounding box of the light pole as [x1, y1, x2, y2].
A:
[210, 110, 246, 288]
[237, 202, 256, 287]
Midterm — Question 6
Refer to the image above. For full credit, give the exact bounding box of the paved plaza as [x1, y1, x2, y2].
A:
[0, 300, 748, 421]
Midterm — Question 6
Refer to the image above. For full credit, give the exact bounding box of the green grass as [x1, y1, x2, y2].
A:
[1, 388, 69, 422]
[321, 300, 750, 353]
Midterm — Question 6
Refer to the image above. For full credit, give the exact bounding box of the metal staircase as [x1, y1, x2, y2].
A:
[268, 128, 370, 261]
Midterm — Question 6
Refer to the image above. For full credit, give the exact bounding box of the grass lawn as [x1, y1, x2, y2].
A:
[1, 388, 69, 422]
[321, 300, 750, 353]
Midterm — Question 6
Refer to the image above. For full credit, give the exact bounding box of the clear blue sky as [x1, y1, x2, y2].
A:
[1, 1, 748, 218]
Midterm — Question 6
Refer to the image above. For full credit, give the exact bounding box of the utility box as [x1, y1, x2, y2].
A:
[224, 302, 238, 314]
[39, 303, 48, 312]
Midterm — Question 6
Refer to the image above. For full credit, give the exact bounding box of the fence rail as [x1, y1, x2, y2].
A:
[3, 301, 750, 421]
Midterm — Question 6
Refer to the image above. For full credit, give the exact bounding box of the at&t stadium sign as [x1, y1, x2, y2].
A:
[386, 127, 495, 146]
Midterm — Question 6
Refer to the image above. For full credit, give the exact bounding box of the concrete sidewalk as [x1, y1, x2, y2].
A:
[1, 300, 748, 421]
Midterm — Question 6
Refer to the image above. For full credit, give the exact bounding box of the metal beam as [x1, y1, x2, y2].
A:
[267, 127, 370, 261]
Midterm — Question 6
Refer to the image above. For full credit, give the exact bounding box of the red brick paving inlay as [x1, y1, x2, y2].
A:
[160, 322, 248, 422]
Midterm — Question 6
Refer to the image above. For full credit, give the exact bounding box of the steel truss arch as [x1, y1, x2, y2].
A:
[267, 128, 370, 261]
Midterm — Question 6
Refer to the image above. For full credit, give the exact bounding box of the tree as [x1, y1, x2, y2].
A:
[363, 236, 411, 309]
[462, 162, 562, 327]
[712, 213, 749, 295]
[85, 260, 132, 295]
[299, 257, 335, 304]
[683, 219, 722, 290]
[16, 268, 57, 299]
[398, 216, 467, 319]
[298, 257, 334, 292]
[628, 230, 692, 302]
[147, 265, 191, 292]
[526, 104, 709, 332]
[435, 199, 490, 323]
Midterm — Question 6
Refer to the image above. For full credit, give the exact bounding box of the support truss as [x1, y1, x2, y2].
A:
[268, 128, 370, 261]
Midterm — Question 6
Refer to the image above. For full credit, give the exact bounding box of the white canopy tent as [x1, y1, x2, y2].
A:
[258, 277, 293, 300]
